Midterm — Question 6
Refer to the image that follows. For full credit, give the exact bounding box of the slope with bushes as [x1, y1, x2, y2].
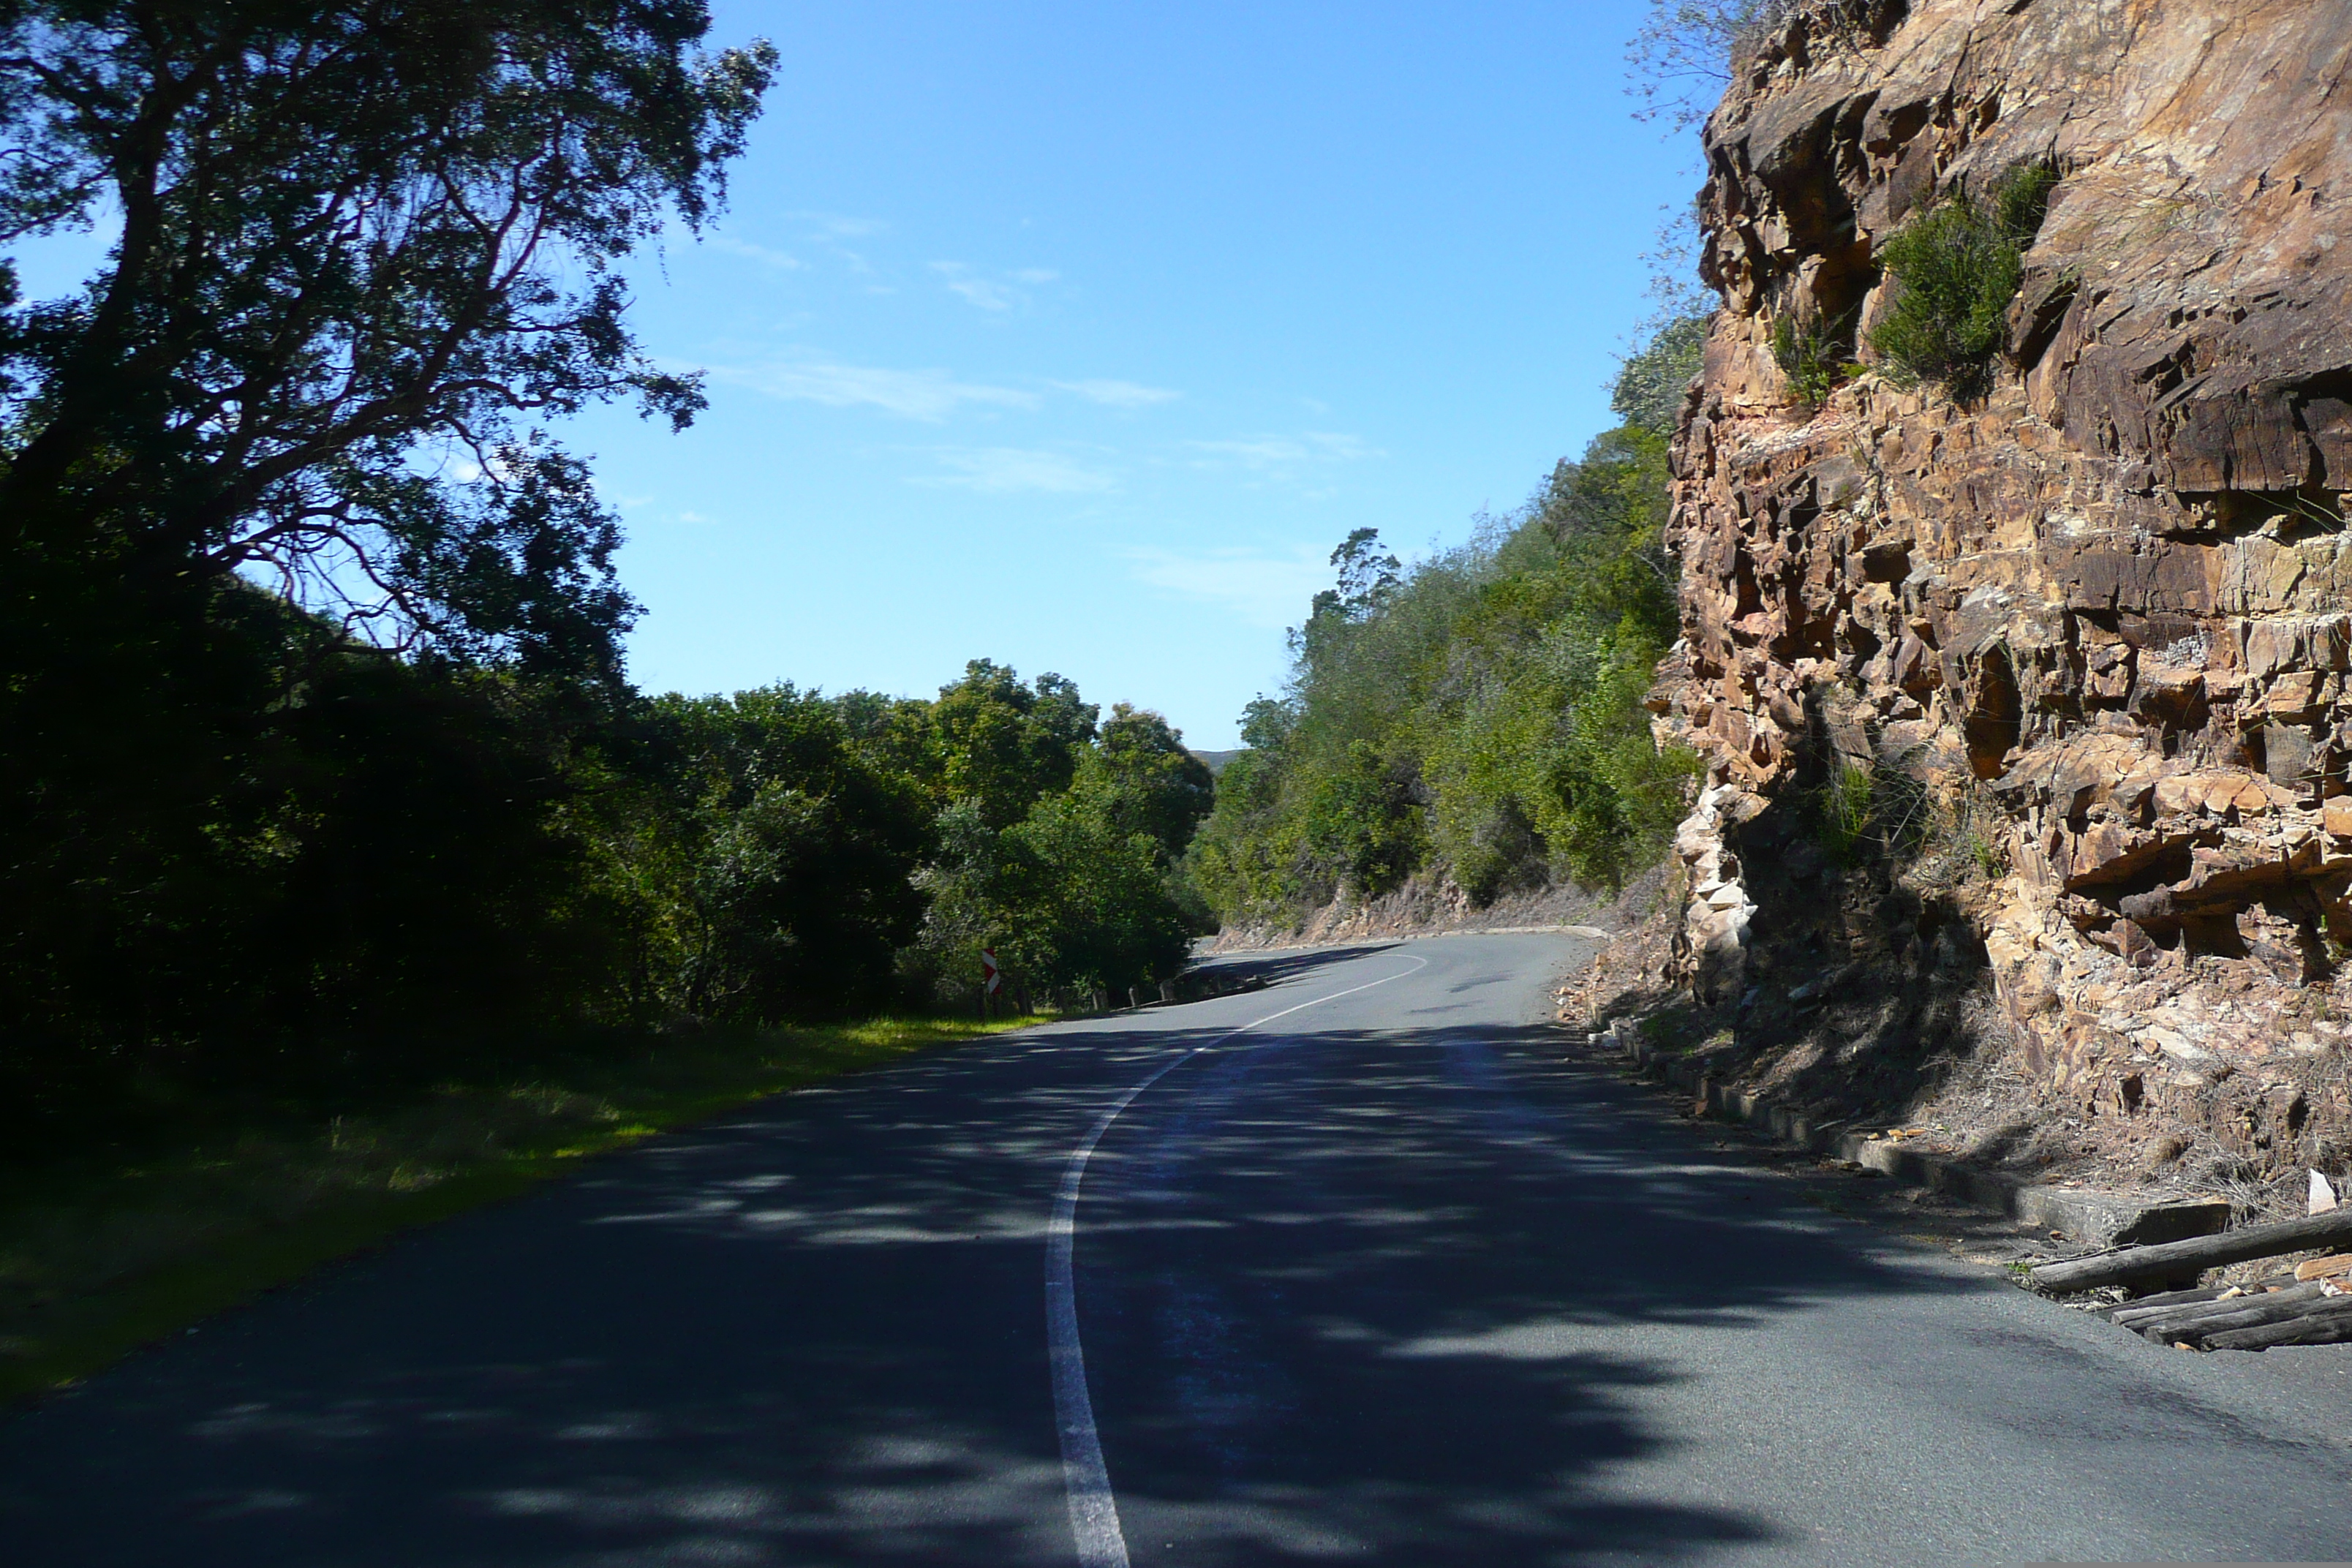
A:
[1186, 325, 1703, 930]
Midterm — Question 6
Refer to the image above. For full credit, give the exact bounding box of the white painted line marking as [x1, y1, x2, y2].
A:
[1045, 957, 1431, 1568]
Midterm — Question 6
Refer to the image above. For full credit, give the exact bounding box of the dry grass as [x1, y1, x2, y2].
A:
[0, 1014, 1044, 1403]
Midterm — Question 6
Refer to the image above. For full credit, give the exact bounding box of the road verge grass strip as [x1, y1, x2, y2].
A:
[0, 1014, 1044, 1404]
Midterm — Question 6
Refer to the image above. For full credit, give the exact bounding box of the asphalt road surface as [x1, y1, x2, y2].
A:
[8, 932, 2352, 1566]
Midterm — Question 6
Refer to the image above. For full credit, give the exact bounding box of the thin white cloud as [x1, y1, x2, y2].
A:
[1188, 437, 1311, 467]
[706, 235, 802, 271]
[931, 261, 1013, 310]
[1187, 431, 1377, 469]
[1126, 543, 1331, 629]
[1054, 378, 1180, 410]
[931, 261, 1059, 312]
[703, 358, 1039, 421]
[780, 211, 886, 274]
[914, 447, 1116, 495]
[787, 211, 887, 239]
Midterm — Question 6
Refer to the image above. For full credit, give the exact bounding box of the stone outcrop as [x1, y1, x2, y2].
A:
[1652, 0, 2352, 1195]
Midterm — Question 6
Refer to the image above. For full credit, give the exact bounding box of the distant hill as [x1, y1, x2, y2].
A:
[1189, 749, 1242, 777]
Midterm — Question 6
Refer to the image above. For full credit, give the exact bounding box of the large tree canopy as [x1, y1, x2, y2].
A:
[0, 0, 774, 677]
[0, 2, 774, 1083]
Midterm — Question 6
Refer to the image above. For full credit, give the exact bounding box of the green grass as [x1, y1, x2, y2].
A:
[1817, 761, 1877, 867]
[1771, 312, 1857, 409]
[0, 1013, 1047, 1404]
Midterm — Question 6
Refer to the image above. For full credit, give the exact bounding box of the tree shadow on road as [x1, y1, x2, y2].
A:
[1187, 945, 1408, 992]
[0, 1002, 2006, 1566]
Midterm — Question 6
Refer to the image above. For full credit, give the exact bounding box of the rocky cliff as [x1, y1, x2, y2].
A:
[1650, 0, 2352, 1201]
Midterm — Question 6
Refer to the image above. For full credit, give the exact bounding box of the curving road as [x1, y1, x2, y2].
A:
[6, 933, 2351, 1564]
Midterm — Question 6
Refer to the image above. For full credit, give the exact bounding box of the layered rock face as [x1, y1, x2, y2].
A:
[1654, 0, 2352, 1183]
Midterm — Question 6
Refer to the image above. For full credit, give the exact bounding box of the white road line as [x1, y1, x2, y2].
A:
[1044, 957, 1431, 1568]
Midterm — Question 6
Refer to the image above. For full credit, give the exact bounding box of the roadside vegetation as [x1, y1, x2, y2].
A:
[1185, 324, 1705, 926]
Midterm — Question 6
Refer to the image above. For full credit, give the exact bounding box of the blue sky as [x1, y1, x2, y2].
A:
[567, 1, 1704, 747]
[18, 2, 1703, 750]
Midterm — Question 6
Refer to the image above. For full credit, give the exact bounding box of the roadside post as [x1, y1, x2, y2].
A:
[981, 948, 1002, 1019]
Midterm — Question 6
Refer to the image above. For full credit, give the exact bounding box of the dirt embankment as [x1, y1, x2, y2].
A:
[1210, 866, 1666, 952]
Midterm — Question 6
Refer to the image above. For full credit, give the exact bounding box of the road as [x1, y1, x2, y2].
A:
[6, 932, 2351, 1565]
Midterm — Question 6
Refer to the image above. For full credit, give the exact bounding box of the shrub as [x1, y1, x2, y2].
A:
[1813, 755, 1933, 869]
[1613, 312, 1711, 437]
[1868, 163, 2057, 397]
[1771, 311, 1855, 408]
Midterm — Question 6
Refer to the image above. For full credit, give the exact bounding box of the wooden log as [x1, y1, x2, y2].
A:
[2099, 1284, 2228, 1322]
[2131, 1283, 2331, 1346]
[2112, 1281, 2319, 1334]
[2107, 1278, 2285, 1323]
[2098, 1273, 2300, 1322]
[2203, 1297, 2352, 1352]
[2029, 1209, 2352, 1294]
[2113, 1276, 2312, 1318]
[2121, 1282, 2323, 1338]
[2293, 1252, 2352, 1281]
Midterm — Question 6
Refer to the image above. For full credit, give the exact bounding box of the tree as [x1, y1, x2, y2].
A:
[1072, 703, 1214, 864]
[1308, 527, 1401, 625]
[1611, 313, 1709, 439]
[1184, 316, 1708, 927]
[930, 660, 1098, 829]
[1293, 527, 1405, 688]
[1237, 696, 1297, 754]
[908, 676, 1205, 1006]
[0, 0, 775, 676]
[592, 685, 933, 1022]
[1625, 2, 1887, 132]
[0, 2, 774, 1077]
[918, 794, 1193, 1007]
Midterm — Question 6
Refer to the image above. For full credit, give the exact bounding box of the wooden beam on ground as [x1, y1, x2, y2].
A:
[2122, 1283, 2331, 1346]
[2204, 1298, 2352, 1351]
[2029, 1210, 2352, 1294]
[2111, 1281, 2318, 1334]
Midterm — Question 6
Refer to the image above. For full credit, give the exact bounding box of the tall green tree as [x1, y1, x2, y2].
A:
[930, 660, 1098, 828]
[0, 0, 774, 671]
[605, 687, 933, 1021]
[0, 1, 774, 1079]
[909, 679, 1205, 1007]
[1072, 703, 1215, 864]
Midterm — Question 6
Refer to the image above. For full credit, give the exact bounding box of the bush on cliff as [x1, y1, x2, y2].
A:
[1869, 163, 2058, 396]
